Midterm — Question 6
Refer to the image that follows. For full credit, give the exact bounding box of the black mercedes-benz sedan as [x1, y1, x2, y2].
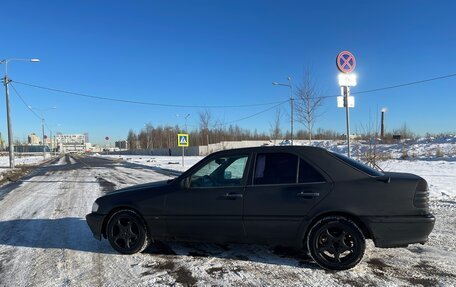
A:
[86, 146, 435, 270]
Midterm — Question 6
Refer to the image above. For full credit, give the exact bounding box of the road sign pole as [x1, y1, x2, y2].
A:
[336, 51, 356, 158]
[344, 86, 351, 157]
[177, 133, 189, 166]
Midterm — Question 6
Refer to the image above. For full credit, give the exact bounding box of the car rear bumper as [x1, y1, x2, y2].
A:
[363, 214, 435, 248]
[86, 212, 106, 240]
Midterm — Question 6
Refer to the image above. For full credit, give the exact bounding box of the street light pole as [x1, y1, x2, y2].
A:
[176, 113, 191, 132]
[29, 106, 56, 160]
[272, 77, 294, 145]
[1, 58, 40, 168]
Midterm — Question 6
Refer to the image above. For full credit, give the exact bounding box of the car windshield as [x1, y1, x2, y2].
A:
[331, 152, 384, 177]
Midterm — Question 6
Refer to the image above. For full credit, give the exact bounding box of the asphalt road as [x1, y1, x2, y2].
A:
[0, 155, 454, 287]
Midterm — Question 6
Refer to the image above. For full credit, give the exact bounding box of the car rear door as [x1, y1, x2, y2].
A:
[243, 151, 331, 246]
[165, 152, 251, 243]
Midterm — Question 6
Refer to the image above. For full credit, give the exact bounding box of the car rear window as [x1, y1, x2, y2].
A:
[299, 158, 326, 183]
[331, 152, 384, 177]
[254, 153, 298, 185]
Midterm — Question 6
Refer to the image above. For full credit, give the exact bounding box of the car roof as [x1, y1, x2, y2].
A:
[209, 145, 328, 155]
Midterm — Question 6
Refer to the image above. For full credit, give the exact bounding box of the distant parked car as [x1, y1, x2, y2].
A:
[86, 146, 435, 270]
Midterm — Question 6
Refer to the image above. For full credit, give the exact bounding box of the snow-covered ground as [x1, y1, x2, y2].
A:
[0, 155, 51, 181]
[0, 150, 454, 286]
[310, 135, 456, 160]
[0, 155, 48, 168]
[97, 154, 204, 173]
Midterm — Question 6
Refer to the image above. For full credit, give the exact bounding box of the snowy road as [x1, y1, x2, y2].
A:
[0, 155, 455, 286]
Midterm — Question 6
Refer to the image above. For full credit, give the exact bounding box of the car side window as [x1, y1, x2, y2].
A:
[190, 155, 248, 188]
[299, 158, 326, 183]
[254, 153, 298, 185]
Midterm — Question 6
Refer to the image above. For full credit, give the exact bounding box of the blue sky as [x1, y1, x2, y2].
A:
[1, 0, 456, 144]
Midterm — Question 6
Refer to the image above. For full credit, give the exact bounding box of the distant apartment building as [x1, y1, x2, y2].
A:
[55, 133, 87, 153]
[28, 133, 41, 145]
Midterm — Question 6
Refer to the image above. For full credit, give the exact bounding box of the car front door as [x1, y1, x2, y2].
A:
[243, 152, 331, 246]
[165, 153, 250, 243]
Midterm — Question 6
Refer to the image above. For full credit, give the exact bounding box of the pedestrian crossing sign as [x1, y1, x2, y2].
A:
[177, 134, 189, 147]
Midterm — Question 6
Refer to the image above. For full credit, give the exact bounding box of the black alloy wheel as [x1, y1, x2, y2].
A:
[106, 210, 149, 254]
[307, 216, 365, 270]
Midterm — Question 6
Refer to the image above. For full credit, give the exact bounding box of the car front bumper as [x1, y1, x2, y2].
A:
[363, 214, 435, 248]
[86, 212, 106, 240]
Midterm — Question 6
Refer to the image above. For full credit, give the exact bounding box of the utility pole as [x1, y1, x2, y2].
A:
[1, 58, 40, 168]
[288, 76, 294, 146]
[4, 74, 14, 168]
[41, 117, 46, 159]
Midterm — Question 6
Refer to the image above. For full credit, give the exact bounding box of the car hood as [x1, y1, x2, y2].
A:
[105, 180, 170, 196]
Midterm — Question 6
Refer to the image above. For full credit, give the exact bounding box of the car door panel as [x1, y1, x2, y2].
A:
[243, 152, 331, 246]
[165, 153, 251, 243]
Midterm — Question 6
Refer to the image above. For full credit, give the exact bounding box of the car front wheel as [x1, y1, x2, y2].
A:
[106, 209, 150, 254]
[307, 216, 365, 270]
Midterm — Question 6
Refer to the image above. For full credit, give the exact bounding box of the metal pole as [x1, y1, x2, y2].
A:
[4, 74, 15, 168]
[50, 130, 53, 156]
[288, 77, 293, 146]
[344, 86, 351, 157]
[182, 146, 184, 166]
[41, 118, 46, 159]
[381, 111, 385, 139]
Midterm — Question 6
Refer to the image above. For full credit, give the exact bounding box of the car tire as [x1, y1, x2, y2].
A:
[307, 216, 365, 270]
[106, 209, 150, 254]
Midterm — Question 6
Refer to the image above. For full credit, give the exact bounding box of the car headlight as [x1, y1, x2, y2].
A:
[91, 201, 99, 213]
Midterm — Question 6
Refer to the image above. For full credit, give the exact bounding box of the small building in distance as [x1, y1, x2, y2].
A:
[28, 133, 41, 145]
[56, 133, 87, 153]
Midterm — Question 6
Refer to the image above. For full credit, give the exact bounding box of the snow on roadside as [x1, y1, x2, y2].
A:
[96, 155, 204, 173]
[0, 155, 51, 181]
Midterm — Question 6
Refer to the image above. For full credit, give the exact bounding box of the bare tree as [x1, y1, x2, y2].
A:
[295, 68, 324, 143]
[127, 129, 138, 150]
[270, 107, 282, 144]
[199, 109, 212, 145]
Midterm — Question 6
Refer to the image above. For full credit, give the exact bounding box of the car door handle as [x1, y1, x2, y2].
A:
[223, 192, 243, 200]
[296, 192, 320, 198]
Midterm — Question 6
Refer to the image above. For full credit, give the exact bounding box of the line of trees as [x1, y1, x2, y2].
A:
[125, 68, 329, 150]
[126, 122, 344, 150]
[124, 68, 424, 150]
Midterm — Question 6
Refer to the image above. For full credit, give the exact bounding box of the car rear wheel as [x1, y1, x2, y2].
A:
[307, 216, 365, 270]
[106, 209, 150, 254]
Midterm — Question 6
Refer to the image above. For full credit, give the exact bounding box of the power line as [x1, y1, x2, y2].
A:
[11, 84, 57, 145]
[353, 73, 456, 95]
[305, 72, 456, 99]
[9, 83, 42, 120]
[11, 81, 288, 131]
[12, 80, 285, 109]
[214, 99, 289, 127]
[13, 71, 456, 108]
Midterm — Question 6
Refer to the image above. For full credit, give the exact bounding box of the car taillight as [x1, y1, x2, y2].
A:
[413, 179, 429, 211]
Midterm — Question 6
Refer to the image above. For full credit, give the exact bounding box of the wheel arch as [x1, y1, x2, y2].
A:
[299, 211, 372, 249]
